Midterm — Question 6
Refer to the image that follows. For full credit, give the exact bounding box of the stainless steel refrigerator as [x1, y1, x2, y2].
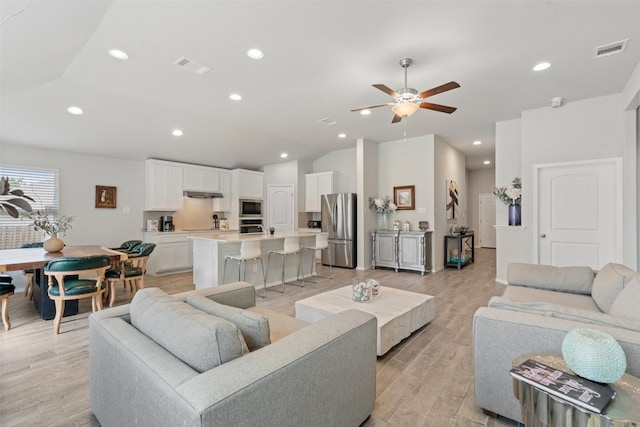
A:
[321, 193, 357, 268]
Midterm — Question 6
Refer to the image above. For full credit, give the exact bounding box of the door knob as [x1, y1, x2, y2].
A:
[540, 234, 546, 238]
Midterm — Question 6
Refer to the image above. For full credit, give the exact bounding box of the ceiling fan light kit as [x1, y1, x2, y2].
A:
[351, 57, 460, 123]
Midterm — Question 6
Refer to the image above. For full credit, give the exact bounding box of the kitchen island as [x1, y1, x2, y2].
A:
[190, 231, 319, 290]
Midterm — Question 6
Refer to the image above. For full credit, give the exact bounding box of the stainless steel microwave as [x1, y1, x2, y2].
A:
[239, 199, 263, 217]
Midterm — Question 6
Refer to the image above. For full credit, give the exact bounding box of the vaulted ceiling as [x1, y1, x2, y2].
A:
[2, 1, 639, 171]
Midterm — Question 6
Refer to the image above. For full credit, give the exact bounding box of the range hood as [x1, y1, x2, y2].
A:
[183, 190, 223, 199]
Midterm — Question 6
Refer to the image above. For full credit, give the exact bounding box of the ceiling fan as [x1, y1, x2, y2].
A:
[351, 58, 460, 123]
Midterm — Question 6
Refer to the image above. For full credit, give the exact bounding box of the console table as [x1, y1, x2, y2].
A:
[512, 353, 640, 426]
[444, 232, 474, 269]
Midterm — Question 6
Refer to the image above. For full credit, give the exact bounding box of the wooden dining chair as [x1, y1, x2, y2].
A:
[20, 241, 44, 300]
[0, 275, 15, 330]
[105, 243, 156, 307]
[44, 255, 111, 334]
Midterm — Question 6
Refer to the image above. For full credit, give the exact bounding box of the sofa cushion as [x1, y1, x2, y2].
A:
[609, 276, 640, 322]
[507, 263, 594, 294]
[502, 285, 601, 312]
[592, 263, 638, 313]
[248, 306, 310, 342]
[489, 296, 640, 333]
[130, 288, 247, 373]
[186, 295, 270, 351]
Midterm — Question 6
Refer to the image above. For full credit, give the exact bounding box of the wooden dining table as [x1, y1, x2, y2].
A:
[0, 245, 128, 320]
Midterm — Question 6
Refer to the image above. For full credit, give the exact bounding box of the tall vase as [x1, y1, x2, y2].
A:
[43, 232, 64, 252]
[377, 213, 388, 230]
[508, 204, 521, 226]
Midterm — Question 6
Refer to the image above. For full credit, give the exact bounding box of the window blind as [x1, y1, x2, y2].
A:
[0, 165, 59, 226]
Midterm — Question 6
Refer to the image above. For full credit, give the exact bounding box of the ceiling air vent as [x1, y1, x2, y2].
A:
[594, 39, 628, 58]
[173, 56, 210, 75]
[318, 118, 337, 126]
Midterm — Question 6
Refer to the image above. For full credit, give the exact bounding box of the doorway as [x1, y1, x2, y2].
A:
[266, 185, 294, 233]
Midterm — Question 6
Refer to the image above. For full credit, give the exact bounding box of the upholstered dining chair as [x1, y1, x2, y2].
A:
[0, 275, 15, 330]
[20, 241, 44, 300]
[44, 255, 111, 334]
[105, 243, 156, 307]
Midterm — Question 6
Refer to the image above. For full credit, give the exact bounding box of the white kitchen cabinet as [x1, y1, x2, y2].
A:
[372, 230, 432, 275]
[145, 160, 184, 211]
[143, 232, 192, 275]
[305, 171, 336, 212]
[213, 171, 231, 212]
[233, 169, 264, 199]
[183, 165, 220, 192]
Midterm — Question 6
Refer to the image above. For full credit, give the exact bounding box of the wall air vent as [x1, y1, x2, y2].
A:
[594, 39, 628, 58]
[318, 118, 337, 126]
[173, 56, 210, 75]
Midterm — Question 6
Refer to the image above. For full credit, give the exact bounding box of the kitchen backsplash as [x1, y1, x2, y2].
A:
[143, 198, 226, 231]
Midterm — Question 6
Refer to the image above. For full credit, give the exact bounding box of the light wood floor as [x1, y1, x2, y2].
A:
[0, 248, 521, 426]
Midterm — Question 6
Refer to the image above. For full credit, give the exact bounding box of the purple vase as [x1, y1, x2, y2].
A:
[508, 204, 521, 226]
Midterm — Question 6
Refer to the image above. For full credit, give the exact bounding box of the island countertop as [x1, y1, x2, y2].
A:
[189, 231, 320, 243]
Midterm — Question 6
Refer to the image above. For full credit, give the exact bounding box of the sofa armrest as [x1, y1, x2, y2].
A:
[507, 263, 594, 294]
[176, 309, 377, 427]
[173, 281, 256, 308]
[473, 307, 640, 423]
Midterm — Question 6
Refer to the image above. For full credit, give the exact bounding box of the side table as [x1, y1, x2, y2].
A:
[443, 232, 474, 269]
[512, 354, 640, 426]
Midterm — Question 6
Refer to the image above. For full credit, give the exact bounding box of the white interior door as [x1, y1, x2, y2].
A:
[267, 185, 294, 233]
[536, 158, 622, 269]
[479, 193, 496, 248]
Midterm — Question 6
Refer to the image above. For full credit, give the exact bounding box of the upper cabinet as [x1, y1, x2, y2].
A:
[213, 171, 231, 211]
[305, 172, 336, 212]
[183, 165, 220, 192]
[233, 169, 264, 199]
[145, 159, 184, 211]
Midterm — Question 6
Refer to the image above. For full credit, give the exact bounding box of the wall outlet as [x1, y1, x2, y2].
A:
[122, 207, 131, 214]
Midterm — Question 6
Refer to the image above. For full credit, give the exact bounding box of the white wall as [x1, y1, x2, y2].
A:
[2, 143, 144, 248]
[313, 147, 357, 193]
[357, 139, 378, 269]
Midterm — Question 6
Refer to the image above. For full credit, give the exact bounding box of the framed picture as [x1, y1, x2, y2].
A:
[394, 185, 415, 210]
[95, 185, 117, 209]
[446, 179, 458, 219]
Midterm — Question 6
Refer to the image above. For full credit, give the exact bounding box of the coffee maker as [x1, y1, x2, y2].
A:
[160, 215, 174, 232]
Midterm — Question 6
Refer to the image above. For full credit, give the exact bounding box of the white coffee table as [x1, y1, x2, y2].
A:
[295, 285, 435, 356]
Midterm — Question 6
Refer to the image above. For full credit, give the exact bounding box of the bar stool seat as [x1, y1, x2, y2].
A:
[266, 236, 303, 294]
[223, 240, 265, 296]
[301, 233, 332, 282]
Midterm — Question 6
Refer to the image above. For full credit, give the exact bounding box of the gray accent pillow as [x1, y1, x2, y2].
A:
[507, 263, 594, 295]
[592, 263, 638, 313]
[489, 296, 640, 333]
[609, 276, 640, 322]
[130, 288, 247, 373]
[187, 294, 271, 351]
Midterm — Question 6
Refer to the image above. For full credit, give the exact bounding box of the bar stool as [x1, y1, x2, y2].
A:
[266, 236, 303, 294]
[223, 240, 265, 296]
[301, 233, 332, 283]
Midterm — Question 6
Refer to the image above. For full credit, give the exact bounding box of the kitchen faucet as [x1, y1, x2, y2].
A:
[257, 224, 268, 236]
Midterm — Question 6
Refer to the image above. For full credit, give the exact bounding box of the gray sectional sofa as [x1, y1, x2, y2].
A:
[89, 282, 377, 427]
[473, 262, 640, 423]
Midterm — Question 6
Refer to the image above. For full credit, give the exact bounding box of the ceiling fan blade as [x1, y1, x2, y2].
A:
[418, 81, 460, 99]
[391, 114, 403, 123]
[419, 102, 457, 114]
[373, 84, 400, 98]
[350, 103, 392, 112]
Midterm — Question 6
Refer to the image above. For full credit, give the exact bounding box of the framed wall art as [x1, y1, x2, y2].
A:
[446, 179, 458, 219]
[394, 185, 415, 210]
[95, 185, 117, 209]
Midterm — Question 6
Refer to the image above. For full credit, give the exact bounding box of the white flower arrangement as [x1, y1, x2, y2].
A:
[492, 177, 522, 206]
[368, 196, 397, 214]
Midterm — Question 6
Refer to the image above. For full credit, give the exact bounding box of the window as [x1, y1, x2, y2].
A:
[0, 165, 59, 226]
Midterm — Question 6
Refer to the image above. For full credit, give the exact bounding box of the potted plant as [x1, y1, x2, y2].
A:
[23, 211, 75, 252]
[0, 176, 34, 218]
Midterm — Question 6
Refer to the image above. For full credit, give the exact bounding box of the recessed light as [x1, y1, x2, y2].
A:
[360, 110, 371, 116]
[229, 93, 242, 101]
[247, 48, 264, 59]
[66, 106, 83, 115]
[483, 160, 491, 165]
[280, 153, 288, 158]
[473, 140, 482, 145]
[108, 49, 129, 60]
[172, 129, 183, 137]
[533, 62, 551, 71]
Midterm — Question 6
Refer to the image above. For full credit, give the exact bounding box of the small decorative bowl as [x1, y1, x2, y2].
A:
[562, 328, 627, 384]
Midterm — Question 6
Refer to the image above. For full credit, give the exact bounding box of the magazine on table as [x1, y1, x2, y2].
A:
[510, 358, 616, 414]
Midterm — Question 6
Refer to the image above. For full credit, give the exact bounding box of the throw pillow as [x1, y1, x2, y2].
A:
[591, 263, 639, 313]
[187, 295, 271, 351]
[507, 263, 594, 294]
[609, 276, 640, 322]
[130, 288, 248, 373]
